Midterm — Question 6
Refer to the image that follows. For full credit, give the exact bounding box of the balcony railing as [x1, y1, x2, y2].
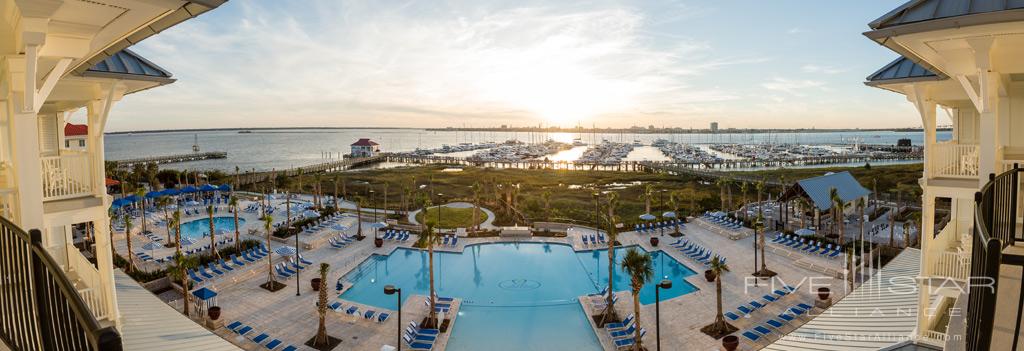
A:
[931, 143, 979, 179]
[927, 250, 970, 282]
[41, 152, 95, 201]
[65, 246, 112, 321]
[966, 164, 1021, 351]
[0, 217, 121, 350]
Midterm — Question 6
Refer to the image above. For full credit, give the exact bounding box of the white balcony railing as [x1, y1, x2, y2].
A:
[927, 250, 970, 282]
[930, 143, 979, 179]
[66, 245, 111, 321]
[41, 153, 94, 201]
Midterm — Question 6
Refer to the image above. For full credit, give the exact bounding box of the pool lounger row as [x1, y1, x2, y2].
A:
[225, 321, 298, 351]
[739, 302, 814, 344]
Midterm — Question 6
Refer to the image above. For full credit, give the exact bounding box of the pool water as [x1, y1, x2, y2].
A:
[339, 242, 697, 350]
[179, 217, 245, 240]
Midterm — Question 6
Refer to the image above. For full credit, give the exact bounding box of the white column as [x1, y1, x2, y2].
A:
[917, 190, 936, 335]
[11, 109, 44, 230]
[93, 211, 120, 325]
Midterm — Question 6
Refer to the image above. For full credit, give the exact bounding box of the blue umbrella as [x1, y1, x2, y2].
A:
[331, 223, 349, 231]
[181, 185, 199, 193]
[794, 228, 815, 236]
[124, 194, 140, 203]
[141, 241, 163, 251]
[199, 184, 218, 192]
[218, 184, 231, 191]
[163, 188, 181, 196]
[111, 198, 129, 208]
[639, 213, 656, 221]
[191, 287, 218, 301]
[369, 222, 388, 229]
[274, 246, 297, 257]
[145, 190, 163, 198]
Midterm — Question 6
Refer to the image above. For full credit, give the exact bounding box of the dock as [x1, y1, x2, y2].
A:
[113, 151, 227, 168]
[236, 155, 385, 186]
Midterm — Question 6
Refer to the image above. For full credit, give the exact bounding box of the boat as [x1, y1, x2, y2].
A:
[572, 138, 586, 146]
[238, 130, 253, 134]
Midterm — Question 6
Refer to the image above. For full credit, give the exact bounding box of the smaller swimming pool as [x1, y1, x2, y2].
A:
[179, 217, 244, 240]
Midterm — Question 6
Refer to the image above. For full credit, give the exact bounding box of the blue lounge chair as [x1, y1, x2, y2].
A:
[265, 339, 282, 349]
[789, 307, 807, 316]
[609, 324, 636, 338]
[753, 325, 773, 336]
[749, 300, 765, 309]
[219, 259, 234, 271]
[231, 254, 246, 266]
[235, 326, 253, 336]
[765, 319, 785, 329]
[762, 294, 778, 302]
[378, 312, 390, 323]
[605, 314, 634, 330]
[828, 249, 841, 258]
[328, 301, 343, 311]
[403, 334, 433, 350]
[736, 305, 754, 315]
[613, 329, 646, 348]
[298, 255, 314, 266]
[281, 265, 297, 275]
[724, 311, 742, 321]
[188, 270, 204, 283]
[345, 306, 359, 316]
[741, 330, 761, 342]
[777, 312, 795, 322]
[406, 327, 436, 341]
[252, 333, 270, 344]
[198, 267, 215, 278]
[226, 321, 243, 332]
[281, 346, 297, 351]
[208, 264, 224, 275]
[796, 303, 814, 311]
[364, 310, 376, 319]
[409, 322, 440, 335]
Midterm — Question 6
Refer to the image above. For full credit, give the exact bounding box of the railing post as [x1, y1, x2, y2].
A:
[1011, 165, 1019, 244]
[28, 229, 58, 351]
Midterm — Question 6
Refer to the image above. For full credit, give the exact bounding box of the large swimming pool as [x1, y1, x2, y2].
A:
[179, 217, 245, 240]
[339, 242, 698, 350]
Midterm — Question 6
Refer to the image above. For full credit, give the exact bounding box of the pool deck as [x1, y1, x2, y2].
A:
[113, 196, 854, 351]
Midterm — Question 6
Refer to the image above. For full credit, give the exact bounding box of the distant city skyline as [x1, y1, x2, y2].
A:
[90, 0, 930, 132]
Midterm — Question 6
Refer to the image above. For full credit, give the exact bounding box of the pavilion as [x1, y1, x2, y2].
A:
[777, 171, 872, 232]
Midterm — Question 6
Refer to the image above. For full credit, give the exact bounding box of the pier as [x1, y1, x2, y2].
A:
[113, 151, 228, 168]
[236, 155, 386, 186]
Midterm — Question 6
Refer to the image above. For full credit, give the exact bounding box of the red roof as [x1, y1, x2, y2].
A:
[351, 138, 379, 146]
[64, 123, 88, 136]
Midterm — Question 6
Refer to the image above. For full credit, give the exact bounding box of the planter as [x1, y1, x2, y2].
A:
[208, 306, 221, 321]
[374, 237, 384, 247]
[311, 278, 322, 291]
[817, 287, 830, 300]
[722, 335, 739, 351]
[650, 237, 659, 247]
[704, 270, 717, 282]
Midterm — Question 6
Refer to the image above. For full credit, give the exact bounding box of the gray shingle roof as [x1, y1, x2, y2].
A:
[789, 171, 871, 212]
[870, 0, 1024, 30]
[867, 56, 942, 83]
[82, 49, 175, 83]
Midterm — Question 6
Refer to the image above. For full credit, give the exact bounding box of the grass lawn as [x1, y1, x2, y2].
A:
[416, 206, 485, 228]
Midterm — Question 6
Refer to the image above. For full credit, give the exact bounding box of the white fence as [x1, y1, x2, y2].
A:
[41, 153, 94, 201]
[931, 143, 979, 179]
[66, 246, 111, 321]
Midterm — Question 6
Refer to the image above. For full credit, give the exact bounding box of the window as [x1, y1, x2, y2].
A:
[65, 140, 70, 148]
[79, 140, 85, 147]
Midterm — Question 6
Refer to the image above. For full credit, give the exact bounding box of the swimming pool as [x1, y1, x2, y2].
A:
[339, 242, 698, 350]
[179, 217, 245, 240]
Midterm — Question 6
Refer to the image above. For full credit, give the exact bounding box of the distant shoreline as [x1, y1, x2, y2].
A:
[106, 126, 950, 135]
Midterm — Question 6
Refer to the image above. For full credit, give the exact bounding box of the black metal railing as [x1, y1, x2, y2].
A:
[0, 217, 122, 351]
[966, 164, 1021, 351]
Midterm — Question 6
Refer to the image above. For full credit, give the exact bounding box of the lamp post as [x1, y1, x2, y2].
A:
[436, 193, 444, 234]
[295, 195, 300, 296]
[655, 279, 672, 351]
[370, 188, 377, 238]
[384, 285, 402, 351]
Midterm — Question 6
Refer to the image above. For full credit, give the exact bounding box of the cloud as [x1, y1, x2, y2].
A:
[787, 27, 803, 34]
[801, 64, 847, 75]
[105, 0, 764, 130]
[760, 77, 826, 96]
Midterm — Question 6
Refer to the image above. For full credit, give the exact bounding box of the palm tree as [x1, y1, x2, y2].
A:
[135, 188, 147, 237]
[621, 248, 653, 351]
[856, 198, 866, 251]
[123, 215, 134, 272]
[314, 262, 331, 346]
[715, 178, 729, 210]
[754, 215, 772, 276]
[798, 197, 809, 230]
[333, 175, 341, 210]
[472, 182, 482, 233]
[602, 192, 620, 322]
[667, 193, 680, 234]
[355, 196, 365, 239]
[157, 196, 172, 243]
[172, 210, 182, 255]
[229, 196, 240, 252]
[422, 223, 443, 328]
[541, 189, 552, 220]
[705, 255, 732, 335]
[755, 180, 765, 218]
[739, 181, 749, 219]
[207, 205, 219, 259]
[642, 184, 654, 215]
[830, 189, 846, 245]
[263, 214, 276, 286]
[169, 252, 194, 317]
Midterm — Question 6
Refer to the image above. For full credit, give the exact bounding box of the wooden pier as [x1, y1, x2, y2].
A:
[113, 151, 227, 168]
[237, 155, 386, 186]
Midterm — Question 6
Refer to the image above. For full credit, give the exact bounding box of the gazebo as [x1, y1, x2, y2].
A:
[777, 171, 871, 232]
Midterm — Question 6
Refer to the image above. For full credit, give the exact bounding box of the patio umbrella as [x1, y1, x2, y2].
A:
[191, 287, 218, 317]
[662, 211, 677, 218]
[124, 194, 140, 203]
[178, 237, 198, 246]
[639, 213, 656, 221]
[794, 228, 815, 236]
[162, 188, 181, 196]
[302, 210, 320, 218]
[200, 184, 218, 192]
[145, 190, 163, 198]
[219, 184, 231, 192]
[111, 198, 129, 208]
[275, 246, 297, 257]
[181, 185, 199, 193]
[331, 224, 349, 231]
[369, 222, 388, 229]
[142, 241, 163, 251]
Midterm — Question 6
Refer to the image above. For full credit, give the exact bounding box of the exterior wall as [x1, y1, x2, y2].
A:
[65, 136, 87, 150]
[351, 145, 378, 157]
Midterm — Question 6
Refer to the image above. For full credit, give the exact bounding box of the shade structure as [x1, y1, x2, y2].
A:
[639, 213, 656, 221]
[145, 191, 163, 198]
[111, 198, 130, 208]
[124, 194, 140, 203]
[199, 184, 218, 192]
[180, 185, 199, 193]
[141, 241, 163, 251]
[192, 287, 218, 301]
[662, 211, 677, 218]
[274, 246, 297, 257]
[331, 223, 349, 231]
[162, 188, 181, 196]
[178, 237, 198, 246]
[794, 228, 816, 236]
[218, 184, 231, 191]
[369, 222, 388, 229]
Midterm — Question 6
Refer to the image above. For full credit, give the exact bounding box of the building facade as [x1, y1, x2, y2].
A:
[350, 138, 380, 158]
[64, 123, 87, 150]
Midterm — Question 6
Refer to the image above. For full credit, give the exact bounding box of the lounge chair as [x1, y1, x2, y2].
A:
[328, 301, 343, 311]
[406, 327, 437, 341]
[378, 312, 390, 323]
[226, 321, 243, 332]
[753, 325, 773, 336]
[777, 312, 795, 322]
[403, 334, 433, 350]
[218, 259, 234, 271]
[364, 310, 376, 320]
[188, 270, 204, 283]
[208, 264, 224, 275]
[235, 325, 253, 336]
[765, 319, 785, 329]
[796, 303, 814, 311]
[409, 322, 440, 335]
[749, 300, 765, 309]
[609, 324, 636, 338]
[345, 306, 359, 316]
[298, 255, 314, 266]
[281, 346, 297, 351]
[251, 333, 270, 344]
[741, 330, 761, 342]
[604, 314, 634, 330]
[613, 329, 645, 349]
[736, 305, 754, 315]
[264, 339, 282, 350]
[724, 311, 742, 321]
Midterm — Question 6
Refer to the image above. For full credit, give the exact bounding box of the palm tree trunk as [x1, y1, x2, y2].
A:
[633, 293, 642, 351]
[714, 275, 725, 328]
[428, 242, 437, 326]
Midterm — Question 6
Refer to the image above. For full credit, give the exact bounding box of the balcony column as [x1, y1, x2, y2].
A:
[93, 210, 120, 326]
[908, 85, 936, 179]
[86, 88, 117, 197]
[11, 109, 44, 229]
[917, 189, 936, 335]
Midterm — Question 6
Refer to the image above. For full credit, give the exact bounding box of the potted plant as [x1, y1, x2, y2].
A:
[374, 236, 384, 248]
[722, 335, 739, 351]
[650, 236, 659, 246]
[817, 287, 830, 300]
[311, 277, 322, 291]
[207, 306, 221, 320]
[704, 269, 716, 282]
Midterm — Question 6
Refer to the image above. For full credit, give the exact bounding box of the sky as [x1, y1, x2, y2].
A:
[101, 0, 923, 132]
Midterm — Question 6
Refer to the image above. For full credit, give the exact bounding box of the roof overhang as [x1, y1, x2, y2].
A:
[867, 8, 1024, 41]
